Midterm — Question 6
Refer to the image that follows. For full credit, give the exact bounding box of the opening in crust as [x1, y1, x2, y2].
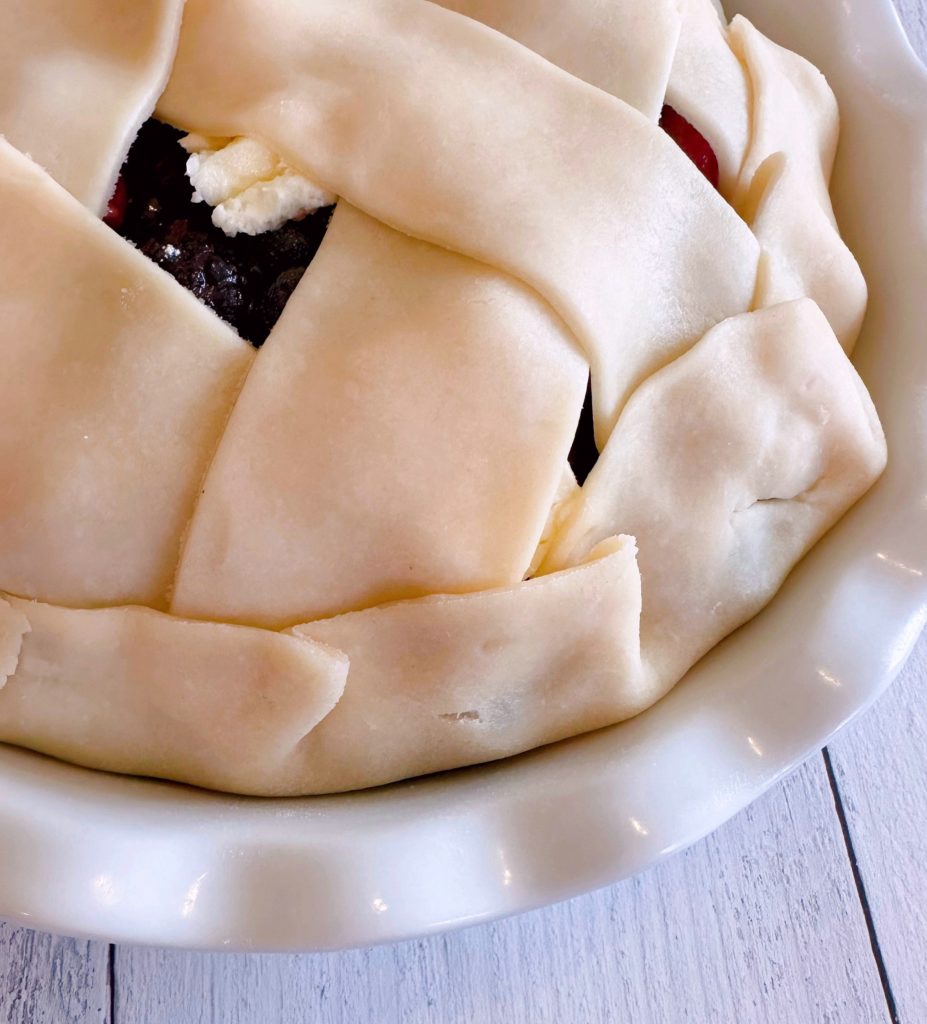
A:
[103, 119, 334, 347]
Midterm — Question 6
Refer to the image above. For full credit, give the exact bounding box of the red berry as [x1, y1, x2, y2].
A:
[103, 175, 128, 230]
[659, 105, 720, 191]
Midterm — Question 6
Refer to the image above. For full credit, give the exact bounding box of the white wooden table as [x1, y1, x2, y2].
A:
[4, 4, 926, 1021]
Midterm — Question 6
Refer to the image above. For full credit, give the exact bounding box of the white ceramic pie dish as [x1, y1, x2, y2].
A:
[1, 0, 925, 952]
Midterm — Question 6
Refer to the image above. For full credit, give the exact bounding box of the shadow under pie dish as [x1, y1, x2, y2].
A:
[0, 0, 886, 797]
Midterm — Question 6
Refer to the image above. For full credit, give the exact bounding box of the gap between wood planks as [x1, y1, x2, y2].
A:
[822, 748, 901, 1024]
[106, 943, 115, 1024]
[98, 751, 904, 1024]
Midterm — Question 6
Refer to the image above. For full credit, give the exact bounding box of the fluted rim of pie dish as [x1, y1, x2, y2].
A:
[0, 0, 925, 952]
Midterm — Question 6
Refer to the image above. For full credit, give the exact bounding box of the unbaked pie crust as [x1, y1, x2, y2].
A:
[0, 0, 885, 795]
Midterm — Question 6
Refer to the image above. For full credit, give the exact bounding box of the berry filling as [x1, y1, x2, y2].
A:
[104, 115, 718, 481]
[659, 105, 720, 190]
[569, 386, 598, 485]
[103, 174, 128, 230]
[104, 119, 333, 346]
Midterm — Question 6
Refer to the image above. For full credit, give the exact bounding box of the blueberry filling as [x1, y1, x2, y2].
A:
[105, 119, 334, 346]
[569, 385, 598, 485]
[106, 113, 716, 483]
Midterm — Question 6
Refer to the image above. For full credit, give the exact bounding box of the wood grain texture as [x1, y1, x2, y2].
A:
[113, 761, 889, 1024]
[0, 926, 109, 1024]
[828, 638, 927, 1024]
[896, 0, 927, 40]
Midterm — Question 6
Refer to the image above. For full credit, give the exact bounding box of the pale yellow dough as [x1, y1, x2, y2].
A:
[0, 597, 348, 796]
[745, 154, 867, 351]
[731, 17, 838, 210]
[171, 204, 587, 627]
[0, 539, 644, 796]
[0, 601, 29, 689]
[434, 0, 683, 120]
[730, 17, 867, 351]
[542, 300, 887, 689]
[158, 0, 759, 445]
[0, 1, 890, 796]
[666, 0, 752, 196]
[0, 141, 254, 609]
[0, 0, 185, 214]
[284, 537, 645, 795]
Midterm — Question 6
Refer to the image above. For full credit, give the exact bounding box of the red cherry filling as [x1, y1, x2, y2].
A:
[103, 174, 128, 230]
[659, 105, 720, 191]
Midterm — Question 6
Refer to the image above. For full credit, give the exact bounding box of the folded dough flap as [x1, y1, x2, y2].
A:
[543, 299, 886, 690]
[0, 0, 185, 213]
[528, 464, 581, 578]
[0, 597, 348, 796]
[665, 0, 752, 196]
[158, 0, 759, 447]
[171, 203, 587, 628]
[433, 0, 683, 120]
[0, 539, 643, 797]
[730, 16, 839, 210]
[280, 535, 645, 796]
[729, 16, 865, 352]
[746, 154, 867, 353]
[0, 599, 29, 689]
[0, 140, 254, 610]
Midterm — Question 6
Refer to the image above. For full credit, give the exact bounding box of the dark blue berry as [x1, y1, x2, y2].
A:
[250, 267, 308, 345]
[568, 382, 599, 484]
[106, 118, 331, 346]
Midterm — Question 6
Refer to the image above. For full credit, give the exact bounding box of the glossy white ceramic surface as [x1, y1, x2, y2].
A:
[1, 0, 925, 952]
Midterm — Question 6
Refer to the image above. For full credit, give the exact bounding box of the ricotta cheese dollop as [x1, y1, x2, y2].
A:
[181, 134, 335, 237]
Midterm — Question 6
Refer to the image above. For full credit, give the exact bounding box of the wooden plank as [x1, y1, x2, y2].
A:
[0, 926, 109, 1024]
[896, 0, 927, 42]
[827, 634, 927, 1024]
[114, 759, 889, 1024]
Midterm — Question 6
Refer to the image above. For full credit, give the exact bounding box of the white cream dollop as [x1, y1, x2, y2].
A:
[180, 134, 335, 237]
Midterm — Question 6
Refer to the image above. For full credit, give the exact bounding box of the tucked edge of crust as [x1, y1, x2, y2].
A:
[0, 597, 30, 689]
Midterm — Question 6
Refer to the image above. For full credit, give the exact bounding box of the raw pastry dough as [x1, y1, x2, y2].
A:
[158, 0, 760, 444]
[542, 300, 887, 689]
[434, 0, 683, 120]
[0, 140, 254, 608]
[528, 466, 582, 578]
[0, 538, 643, 796]
[731, 16, 838, 210]
[666, 0, 752, 195]
[0, 0, 185, 213]
[0, 602, 28, 689]
[284, 537, 645, 795]
[0, 1, 888, 796]
[745, 154, 867, 351]
[171, 204, 587, 627]
[730, 17, 867, 350]
[0, 596, 348, 796]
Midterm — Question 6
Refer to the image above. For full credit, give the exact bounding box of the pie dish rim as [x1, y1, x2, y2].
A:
[0, 0, 923, 951]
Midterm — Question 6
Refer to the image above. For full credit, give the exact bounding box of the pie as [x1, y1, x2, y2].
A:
[0, 0, 886, 796]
